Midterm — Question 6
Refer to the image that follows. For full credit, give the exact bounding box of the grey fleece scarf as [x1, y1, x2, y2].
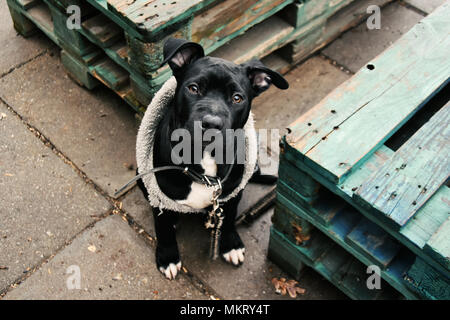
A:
[136, 77, 258, 214]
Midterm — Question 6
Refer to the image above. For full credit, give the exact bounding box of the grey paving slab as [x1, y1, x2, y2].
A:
[0, 53, 139, 197]
[251, 56, 351, 130]
[3, 215, 208, 299]
[404, 0, 446, 14]
[0, 0, 54, 76]
[322, 2, 424, 73]
[0, 102, 111, 293]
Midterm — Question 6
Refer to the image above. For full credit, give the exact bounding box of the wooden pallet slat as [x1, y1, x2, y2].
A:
[82, 14, 123, 47]
[346, 220, 401, 269]
[91, 58, 129, 90]
[354, 102, 450, 229]
[274, 182, 418, 299]
[404, 257, 450, 300]
[286, 3, 450, 184]
[269, 227, 401, 300]
[423, 217, 450, 272]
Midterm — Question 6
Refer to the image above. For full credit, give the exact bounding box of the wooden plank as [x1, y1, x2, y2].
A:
[111, 0, 214, 34]
[285, 3, 450, 184]
[91, 58, 129, 90]
[423, 217, 450, 271]
[270, 227, 402, 299]
[276, 183, 418, 298]
[17, 0, 38, 9]
[82, 14, 123, 47]
[355, 103, 450, 228]
[400, 185, 450, 250]
[282, 139, 450, 277]
[212, 15, 294, 64]
[61, 50, 100, 90]
[191, 0, 292, 52]
[404, 257, 450, 300]
[6, 0, 38, 37]
[346, 220, 401, 269]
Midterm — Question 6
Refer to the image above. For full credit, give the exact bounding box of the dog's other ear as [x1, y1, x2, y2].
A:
[161, 38, 204, 75]
[241, 59, 289, 96]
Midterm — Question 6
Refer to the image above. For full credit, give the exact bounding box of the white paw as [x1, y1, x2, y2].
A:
[159, 261, 182, 280]
[222, 248, 245, 266]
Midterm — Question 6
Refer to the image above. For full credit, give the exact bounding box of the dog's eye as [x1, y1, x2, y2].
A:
[188, 84, 199, 95]
[232, 94, 243, 104]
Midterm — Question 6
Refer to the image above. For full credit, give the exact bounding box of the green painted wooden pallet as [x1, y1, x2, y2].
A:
[7, 0, 390, 115]
[268, 227, 402, 300]
[273, 179, 419, 299]
[272, 2, 450, 300]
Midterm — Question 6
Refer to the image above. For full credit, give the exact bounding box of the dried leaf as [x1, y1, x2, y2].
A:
[271, 277, 306, 298]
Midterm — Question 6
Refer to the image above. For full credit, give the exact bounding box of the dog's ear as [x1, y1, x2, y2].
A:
[161, 38, 204, 74]
[241, 59, 289, 96]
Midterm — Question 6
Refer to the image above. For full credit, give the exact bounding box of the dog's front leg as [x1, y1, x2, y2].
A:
[219, 191, 245, 266]
[153, 208, 181, 280]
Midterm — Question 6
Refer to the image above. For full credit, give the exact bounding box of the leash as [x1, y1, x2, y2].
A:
[114, 159, 235, 260]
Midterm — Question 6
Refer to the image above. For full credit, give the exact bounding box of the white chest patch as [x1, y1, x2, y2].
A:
[177, 152, 218, 209]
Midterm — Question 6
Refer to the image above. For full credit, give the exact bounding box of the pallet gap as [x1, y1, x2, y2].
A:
[384, 81, 450, 152]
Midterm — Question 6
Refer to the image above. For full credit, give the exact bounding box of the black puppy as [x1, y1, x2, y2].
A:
[136, 38, 288, 279]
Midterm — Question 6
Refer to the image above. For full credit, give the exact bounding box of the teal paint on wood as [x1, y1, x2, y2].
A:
[424, 217, 450, 272]
[275, 187, 418, 299]
[91, 58, 129, 90]
[405, 257, 450, 300]
[282, 139, 450, 277]
[61, 50, 99, 90]
[46, 0, 96, 57]
[346, 220, 401, 269]
[81, 14, 123, 48]
[286, 3, 450, 184]
[355, 102, 450, 229]
[6, 0, 37, 37]
[269, 227, 401, 299]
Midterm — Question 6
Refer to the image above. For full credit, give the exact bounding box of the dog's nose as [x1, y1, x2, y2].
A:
[201, 115, 223, 131]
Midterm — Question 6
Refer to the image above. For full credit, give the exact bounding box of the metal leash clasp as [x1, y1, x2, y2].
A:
[205, 179, 223, 229]
[205, 179, 224, 260]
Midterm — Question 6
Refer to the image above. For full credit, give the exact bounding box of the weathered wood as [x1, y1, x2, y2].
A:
[404, 257, 450, 300]
[269, 227, 401, 299]
[61, 50, 99, 90]
[212, 15, 294, 64]
[107, 0, 215, 36]
[125, 24, 190, 76]
[17, 0, 38, 9]
[82, 14, 123, 47]
[192, 0, 293, 53]
[276, 180, 418, 299]
[286, 3, 450, 184]
[280, 0, 394, 64]
[268, 227, 305, 280]
[6, 0, 38, 37]
[272, 202, 315, 247]
[355, 102, 450, 229]
[346, 220, 401, 269]
[282, 139, 450, 278]
[46, 0, 96, 56]
[91, 57, 129, 90]
[423, 217, 450, 272]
